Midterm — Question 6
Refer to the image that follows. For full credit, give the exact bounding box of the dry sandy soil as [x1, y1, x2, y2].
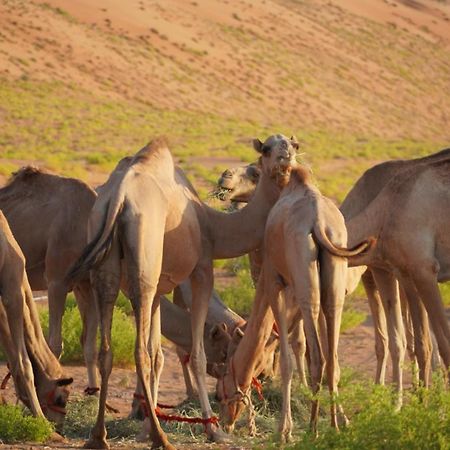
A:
[1, 0, 449, 140]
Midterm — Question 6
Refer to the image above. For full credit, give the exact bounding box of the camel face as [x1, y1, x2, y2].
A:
[213, 164, 260, 202]
[253, 134, 299, 188]
[38, 378, 73, 431]
[215, 363, 248, 433]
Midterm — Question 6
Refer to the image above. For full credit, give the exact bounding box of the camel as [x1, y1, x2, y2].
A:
[216, 155, 372, 441]
[345, 158, 450, 379]
[0, 166, 243, 405]
[67, 135, 296, 449]
[217, 147, 450, 395]
[0, 167, 99, 392]
[0, 210, 72, 432]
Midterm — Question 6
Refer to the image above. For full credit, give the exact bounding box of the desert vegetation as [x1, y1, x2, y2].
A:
[0, 0, 449, 448]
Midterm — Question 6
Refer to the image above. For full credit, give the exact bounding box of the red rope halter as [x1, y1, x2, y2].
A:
[41, 388, 67, 416]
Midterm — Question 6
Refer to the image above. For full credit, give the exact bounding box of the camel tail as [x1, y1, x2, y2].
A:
[313, 224, 376, 258]
[66, 187, 126, 283]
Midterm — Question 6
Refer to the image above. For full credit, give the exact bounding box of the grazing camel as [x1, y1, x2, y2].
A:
[216, 156, 372, 441]
[129, 290, 236, 418]
[67, 135, 296, 449]
[0, 167, 99, 391]
[0, 211, 72, 432]
[218, 147, 450, 393]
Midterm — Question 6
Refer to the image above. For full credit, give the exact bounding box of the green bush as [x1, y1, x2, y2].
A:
[39, 301, 135, 367]
[288, 374, 450, 450]
[0, 404, 53, 443]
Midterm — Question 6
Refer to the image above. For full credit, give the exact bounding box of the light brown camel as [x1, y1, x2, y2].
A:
[0, 166, 240, 405]
[67, 135, 294, 449]
[214, 163, 318, 385]
[340, 148, 450, 388]
[0, 211, 72, 432]
[0, 167, 99, 391]
[218, 147, 450, 395]
[216, 156, 372, 441]
[345, 158, 450, 379]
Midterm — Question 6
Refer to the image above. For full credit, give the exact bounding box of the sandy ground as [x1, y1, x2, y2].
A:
[1, 0, 449, 140]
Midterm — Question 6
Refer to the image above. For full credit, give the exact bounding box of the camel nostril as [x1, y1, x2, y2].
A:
[222, 169, 233, 178]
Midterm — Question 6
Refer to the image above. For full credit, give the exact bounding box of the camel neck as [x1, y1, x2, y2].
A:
[231, 291, 275, 389]
[207, 175, 280, 259]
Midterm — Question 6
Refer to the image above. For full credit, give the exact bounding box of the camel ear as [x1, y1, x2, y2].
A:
[252, 139, 264, 153]
[210, 322, 228, 340]
[56, 377, 74, 386]
[210, 362, 227, 378]
[290, 135, 300, 150]
[232, 326, 244, 343]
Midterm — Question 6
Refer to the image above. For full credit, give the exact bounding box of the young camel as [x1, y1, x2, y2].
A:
[0, 211, 72, 433]
[216, 157, 372, 441]
[67, 135, 295, 449]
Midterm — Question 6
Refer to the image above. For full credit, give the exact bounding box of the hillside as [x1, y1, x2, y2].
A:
[0, 0, 449, 195]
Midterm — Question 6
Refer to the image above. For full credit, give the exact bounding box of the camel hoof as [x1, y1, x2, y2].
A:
[83, 438, 110, 449]
[151, 441, 177, 450]
[48, 432, 66, 443]
[207, 428, 232, 444]
[279, 431, 292, 444]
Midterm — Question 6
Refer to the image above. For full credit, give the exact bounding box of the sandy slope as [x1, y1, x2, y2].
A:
[0, 0, 449, 139]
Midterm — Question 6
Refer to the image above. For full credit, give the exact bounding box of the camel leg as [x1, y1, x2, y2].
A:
[269, 289, 293, 443]
[290, 319, 308, 386]
[173, 286, 197, 399]
[176, 346, 197, 399]
[46, 281, 69, 359]
[74, 281, 99, 392]
[320, 252, 347, 429]
[371, 268, 406, 408]
[398, 276, 432, 387]
[85, 242, 122, 450]
[288, 235, 324, 435]
[149, 297, 164, 405]
[0, 287, 44, 418]
[362, 270, 388, 385]
[409, 266, 450, 373]
[189, 263, 228, 443]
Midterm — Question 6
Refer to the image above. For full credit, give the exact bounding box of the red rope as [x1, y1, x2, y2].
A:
[251, 377, 264, 401]
[0, 371, 11, 390]
[133, 393, 218, 429]
[181, 354, 190, 366]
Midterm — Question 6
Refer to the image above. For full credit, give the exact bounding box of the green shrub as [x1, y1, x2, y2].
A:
[0, 404, 53, 443]
[288, 374, 450, 450]
[38, 301, 135, 367]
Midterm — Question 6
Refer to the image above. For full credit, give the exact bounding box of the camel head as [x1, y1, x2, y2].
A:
[212, 163, 261, 203]
[205, 322, 232, 369]
[253, 134, 299, 188]
[214, 354, 251, 434]
[36, 376, 73, 432]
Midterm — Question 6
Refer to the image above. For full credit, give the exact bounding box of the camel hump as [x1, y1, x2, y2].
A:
[8, 166, 44, 184]
[134, 136, 170, 161]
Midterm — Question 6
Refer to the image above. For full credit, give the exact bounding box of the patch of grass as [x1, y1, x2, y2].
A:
[288, 374, 450, 450]
[0, 404, 54, 443]
[38, 298, 135, 367]
[217, 256, 255, 316]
